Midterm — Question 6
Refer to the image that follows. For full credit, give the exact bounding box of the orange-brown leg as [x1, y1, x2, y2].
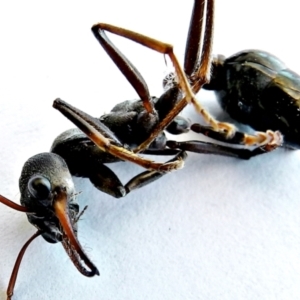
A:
[183, 0, 282, 149]
[91, 0, 236, 153]
[53, 99, 184, 173]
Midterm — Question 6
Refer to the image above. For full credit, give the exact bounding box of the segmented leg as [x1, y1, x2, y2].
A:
[183, 0, 282, 150]
[191, 124, 282, 150]
[91, 0, 235, 154]
[166, 139, 274, 160]
[53, 99, 184, 173]
[166, 124, 282, 159]
[88, 151, 187, 198]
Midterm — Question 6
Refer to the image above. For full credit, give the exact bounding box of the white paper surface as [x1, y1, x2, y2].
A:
[0, 1, 300, 299]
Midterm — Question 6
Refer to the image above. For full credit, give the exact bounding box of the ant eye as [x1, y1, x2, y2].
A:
[28, 176, 51, 200]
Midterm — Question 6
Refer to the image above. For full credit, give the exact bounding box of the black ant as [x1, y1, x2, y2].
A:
[0, 0, 289, 299]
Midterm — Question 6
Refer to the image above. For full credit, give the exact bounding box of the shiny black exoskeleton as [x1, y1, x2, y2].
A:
[2, 1, 266, 298]
[20, 153, 78, 244]
[18, 152, 99, 276]
[51, 95, 189, 199]
[204, 50, 300, 149]
[0, 151, 100, 299]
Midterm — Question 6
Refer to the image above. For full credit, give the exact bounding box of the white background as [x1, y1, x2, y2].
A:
[0, 1, 300, 299]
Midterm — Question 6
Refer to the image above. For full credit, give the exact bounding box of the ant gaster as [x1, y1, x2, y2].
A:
[202, 50, 300, 149]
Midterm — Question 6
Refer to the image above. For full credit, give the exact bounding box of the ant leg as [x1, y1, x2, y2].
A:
[184, 0, 214, 92]
[88, 151, 187, 198]
[53, 99, 184, 173]
[91, 22, 154, 114]
[88, 163, 128, 198]
[184, 0, 282, 150]
[91, 1, 235, 153]
[167, 140, 272, 160]
[91, 25, 184, 137]
[190, 124, 282, 151]
[124, 151, 186, 193]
